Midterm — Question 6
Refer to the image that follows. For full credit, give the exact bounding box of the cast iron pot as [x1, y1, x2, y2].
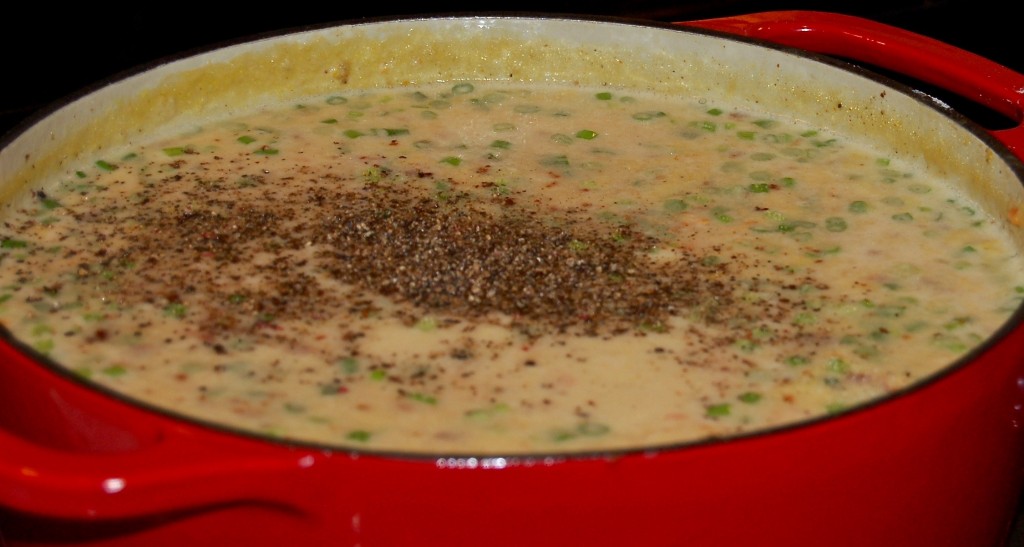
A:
[1, 11, 1023, 547]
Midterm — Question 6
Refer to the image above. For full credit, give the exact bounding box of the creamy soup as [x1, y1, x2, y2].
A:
[1, 82, 1021, 455]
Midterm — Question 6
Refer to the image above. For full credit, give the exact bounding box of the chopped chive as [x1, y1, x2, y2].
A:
[466, 403, 511, 419]
[513, 104, 541, 114]
[1, 239, 28, 249]
[825, 217, 848, 232]
[163, 302, 187, 319]
[338, 357, 359, 374]
[416, 316, 437, 331]
[738, 392, 762, 403]
[540, 154, 569, 167]
[827, 358, 850, 374]
[706, 403, 731, 417]
[407, 392, 438, 405]
[363, 167, 383, 183]
[568, 239, 589, 252]
[785, 355, 809, 366]
[633, 111, 666, 121]
[347, 430, 371, 442]
[320, 383, 346, 395]
[102, 364, 127, 377]
[849, 200, 869, 213]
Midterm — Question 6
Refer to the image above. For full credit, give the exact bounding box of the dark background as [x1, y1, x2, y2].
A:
[1, 1, 1021, 544]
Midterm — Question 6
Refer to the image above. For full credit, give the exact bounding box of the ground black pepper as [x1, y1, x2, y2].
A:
[84, 165, 823, 352]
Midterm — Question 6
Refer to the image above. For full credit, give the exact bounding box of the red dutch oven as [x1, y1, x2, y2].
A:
[1, 11, 1023, 547]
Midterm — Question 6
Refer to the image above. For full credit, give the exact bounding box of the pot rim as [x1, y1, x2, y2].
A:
[1, 11, 1022, 462]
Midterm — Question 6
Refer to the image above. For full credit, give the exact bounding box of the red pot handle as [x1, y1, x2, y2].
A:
[0, 358, 317, 520]
[676, 10, 1024, 160]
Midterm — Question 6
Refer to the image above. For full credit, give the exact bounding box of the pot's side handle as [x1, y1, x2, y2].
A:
[0, 416, 313, 520]
[676, 10, 1024, 159]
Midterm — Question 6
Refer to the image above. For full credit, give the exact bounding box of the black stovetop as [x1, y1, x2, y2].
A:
[1, 1, 1021, 545]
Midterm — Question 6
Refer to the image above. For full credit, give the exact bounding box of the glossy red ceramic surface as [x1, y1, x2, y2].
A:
[1, 11, 1023, 547]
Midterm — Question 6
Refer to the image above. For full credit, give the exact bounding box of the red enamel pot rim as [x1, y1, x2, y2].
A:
[1, 10, 1023, 546]
[0, 5, 1022, 458]
[0, 8, 1020, 458]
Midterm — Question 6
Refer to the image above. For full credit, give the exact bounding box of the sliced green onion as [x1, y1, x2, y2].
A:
[705, 403, 731, 417]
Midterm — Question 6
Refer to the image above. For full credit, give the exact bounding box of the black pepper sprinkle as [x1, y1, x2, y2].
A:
[80, 167, 828, 349]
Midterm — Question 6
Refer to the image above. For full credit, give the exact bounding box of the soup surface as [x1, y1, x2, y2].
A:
[1, 82, 1021, 455]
